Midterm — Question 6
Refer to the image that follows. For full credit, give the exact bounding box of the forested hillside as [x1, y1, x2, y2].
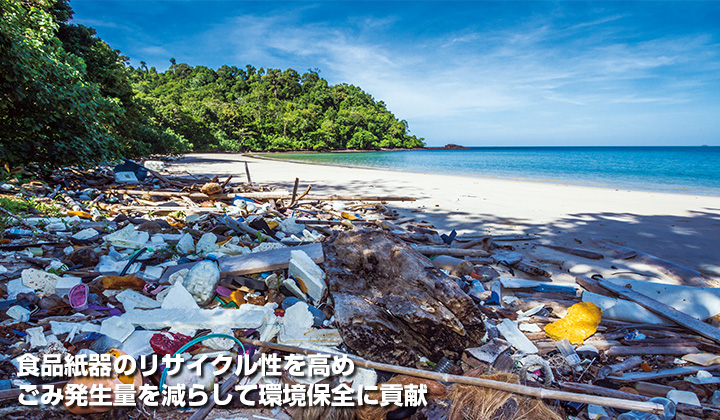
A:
[0, 0, 423, 172]
[130, 65, 425, 153]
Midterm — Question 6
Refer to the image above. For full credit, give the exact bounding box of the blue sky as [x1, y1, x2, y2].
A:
[69, 1, 720, 146]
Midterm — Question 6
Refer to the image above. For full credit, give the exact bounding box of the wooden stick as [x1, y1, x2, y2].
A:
[539, 244, 604, 260]
[577, 276, 720, 345]
[289, 177, 299, 207]
[148, 169, 185, 188]
[459, 236, 490, 249]
[295, 219, 375, 225]
[220, 175, 233, 189]
[414, 245, 490, 257]
[244, 161, 252, 184]
[238, 338, 663, 414]
[0, 207, 41, 233]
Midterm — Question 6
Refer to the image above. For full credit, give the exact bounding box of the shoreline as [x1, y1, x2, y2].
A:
[250, 152, 720, 198]
[168, 153, 720, 277]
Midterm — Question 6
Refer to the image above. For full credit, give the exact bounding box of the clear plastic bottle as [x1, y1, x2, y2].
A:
[617, 397, 675, 420]
[556, 339, 583, 371]
[182, 256, 221, 306]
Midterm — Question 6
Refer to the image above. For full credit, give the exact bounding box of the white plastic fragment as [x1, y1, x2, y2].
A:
[116, 289, 162, 312]
[7, 305, 31, 322]
[144, 265, 164, 280]
[519, 323, 542, 333]
[282, 278, 307, 302]
[25, 326, 48, 349]
[49, 321, 100, 336]
[118, 304, 273, 331]
[176, 233, 195, 255]
[115, 171, 138, 184]
[161, 281, 200, 310]
[100, 316, 135, 342]
[204, 325, 236, 350]
[143, 160, 165, 171]
[279, 217, 305, 235]
[54, 276, 82, 297]
[6, 278, 35, 299]
[21, 268, 59, 295]
[195, 232, 219, 256]
[666, 389, 701, 407]
[121, 330, 157, 358]
[168, 268, 189, 285]
[72, 228, 99, 240]
[288, 250, 326, 302]
[496, 319, 538, 354]
[583, 291, 668, 325]
[103, 224, 149, 249]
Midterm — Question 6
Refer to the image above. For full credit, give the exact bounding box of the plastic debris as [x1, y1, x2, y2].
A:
[544, 302, 602, 345]
[497, 318, 538, 354]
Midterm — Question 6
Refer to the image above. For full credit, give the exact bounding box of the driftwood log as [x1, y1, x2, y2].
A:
[324, 230, 485, 366]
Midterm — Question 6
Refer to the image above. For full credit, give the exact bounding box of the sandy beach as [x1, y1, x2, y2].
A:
[168, 153, 720, 279]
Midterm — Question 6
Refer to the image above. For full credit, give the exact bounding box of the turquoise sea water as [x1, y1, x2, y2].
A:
[266, 147, 720, 196]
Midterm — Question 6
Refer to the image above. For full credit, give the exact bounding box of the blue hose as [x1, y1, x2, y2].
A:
[157, 333, 246, 391]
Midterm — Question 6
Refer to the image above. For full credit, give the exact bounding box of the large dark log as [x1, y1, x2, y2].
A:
[324, 230, 485, 367]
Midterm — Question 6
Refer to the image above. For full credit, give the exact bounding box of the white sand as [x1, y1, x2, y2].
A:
[168, 153, 720, 279]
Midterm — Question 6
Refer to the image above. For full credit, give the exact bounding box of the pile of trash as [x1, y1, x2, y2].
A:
[0, 159, 719, 420]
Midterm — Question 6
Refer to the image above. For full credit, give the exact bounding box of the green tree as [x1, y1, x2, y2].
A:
[0, 0, 121, 170]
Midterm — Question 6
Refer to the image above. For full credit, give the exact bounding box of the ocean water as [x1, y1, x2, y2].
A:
[266, 147, 720, 196]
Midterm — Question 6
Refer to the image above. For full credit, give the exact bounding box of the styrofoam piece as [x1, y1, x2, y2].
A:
[605, 277, 720, 320]
[118, 304, 273, 331]
[496, 318, 538, 354]
[100, 316, 135, 342]
[116, 289, 161, 312]
[583, 291, 669, 325]
[282, 278, 308, 302]
[288, 250, 326, 302]
[161, 282, 200, 310]
[21, 268, 59, 295]
[280, 303, 313, 339]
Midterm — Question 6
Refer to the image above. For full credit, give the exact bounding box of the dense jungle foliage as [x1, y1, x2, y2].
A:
[0, 0, 424, 171]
